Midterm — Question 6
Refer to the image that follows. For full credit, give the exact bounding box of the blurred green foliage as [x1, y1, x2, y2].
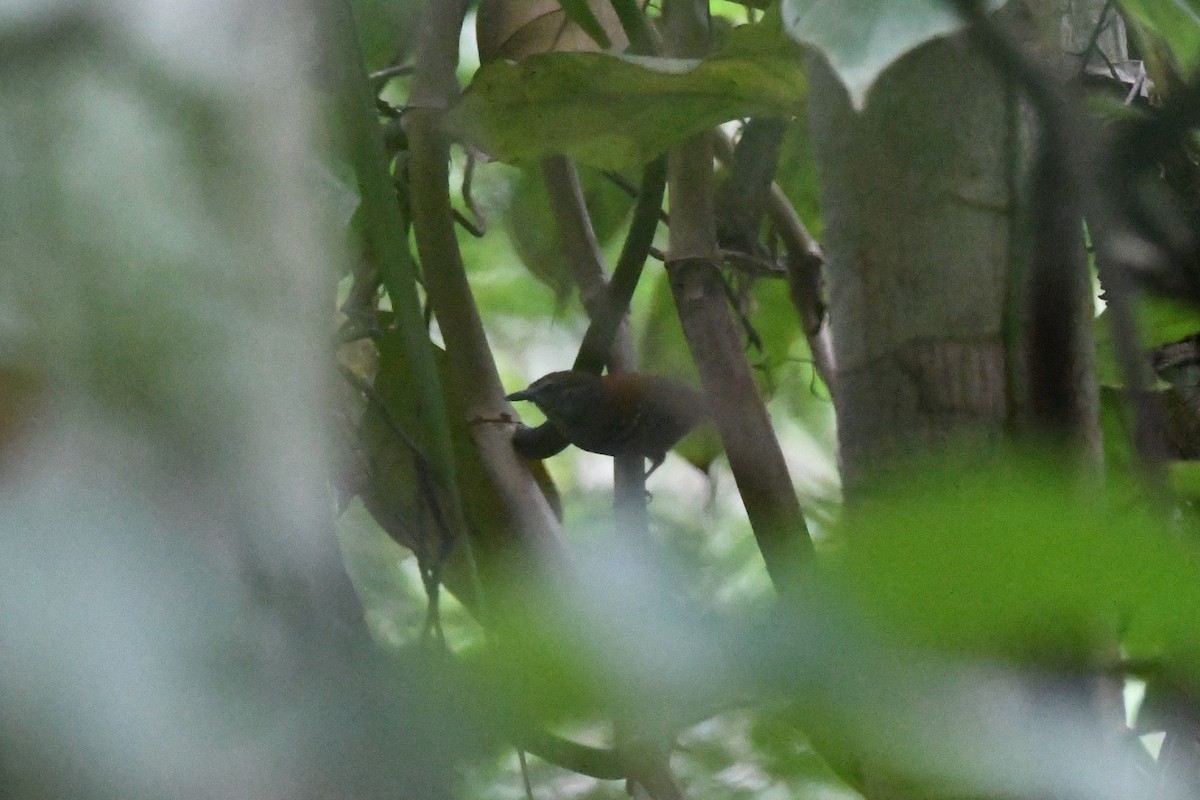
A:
[331, 2, 1200, 800]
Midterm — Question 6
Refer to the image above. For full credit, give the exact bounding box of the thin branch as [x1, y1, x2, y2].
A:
[369, 63, 414, 83]
[603, 169, 671, 225]
[513, 157, 668, 459]
[714, 117, 787, 254]
[710, 131, 836, 394]
[542, 154, 637, 374]
[1075, 0, 1117, 79]
[662, 0, 815, 592]
[453, 208, 486, 237]
[459, 150, 487, 236]
[517, 750, 535, 800]
[610, 0, 663, 54]
[516, 731, 624, 779]
[574, 157, 669, 373]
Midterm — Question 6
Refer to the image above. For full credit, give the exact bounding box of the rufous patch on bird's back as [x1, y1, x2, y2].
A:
[506, 369, 708, 476]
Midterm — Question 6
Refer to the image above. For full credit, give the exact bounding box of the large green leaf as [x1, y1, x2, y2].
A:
[1137, 294, 1200, 346]
[781, 0, 1008, 109]
[446, 22, 807, 170]
[837, 456, 1200, 673]
[352, 0, 423, 72]
[1120, 0, 1200, 74]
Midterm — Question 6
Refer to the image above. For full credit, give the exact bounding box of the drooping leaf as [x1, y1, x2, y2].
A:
[780, 0, 1008, 109]
[447, 21, 807, 170]
[1119, 0, 1200, 74]
[358, 330, 561, 613]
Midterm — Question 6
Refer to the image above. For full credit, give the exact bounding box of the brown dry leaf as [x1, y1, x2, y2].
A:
[477, 0, 627, 62]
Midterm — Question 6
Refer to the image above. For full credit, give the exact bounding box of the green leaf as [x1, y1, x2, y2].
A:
[351, 0, 423, 72]
[1170, 460, 1200, 500]
[837, 455, 1200, 674]
[1137, 295, 1200, 347]
[557, 0, 612, 49]
[503, 164, 634, 301]
[1098, 385, 1139, 479]
[446, 21, 807, 170]
[1119, 0, 1200, 73]
[781, 0, 1008, 109]
[1094, 295, 1200, 387]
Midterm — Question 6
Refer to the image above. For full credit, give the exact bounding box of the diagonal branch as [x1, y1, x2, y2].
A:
[512, 157, 668, 459]
[661, 0, 814, 593]
[406, 0, 568, 567]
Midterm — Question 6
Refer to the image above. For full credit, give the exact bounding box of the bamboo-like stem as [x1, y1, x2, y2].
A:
[540, 156, 650, 529]
[610, 0, 662, 54]
[327, 0, 479, 603]
[662, 0, 814, 591]
[578, 156, 668, 374]
[542, 155, 638, 374]
[406, 0, 567, 566]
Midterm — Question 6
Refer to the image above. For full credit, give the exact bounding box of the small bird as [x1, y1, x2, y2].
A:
[506, 370, 709, 477]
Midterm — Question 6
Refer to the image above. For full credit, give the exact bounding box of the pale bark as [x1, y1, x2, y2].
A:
[810, 34, 1017, 493]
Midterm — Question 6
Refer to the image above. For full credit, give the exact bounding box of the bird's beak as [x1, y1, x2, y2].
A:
[505, 389, 532, 402]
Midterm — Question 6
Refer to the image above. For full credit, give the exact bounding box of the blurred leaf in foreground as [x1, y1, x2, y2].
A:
[835, 452, 1200, 675]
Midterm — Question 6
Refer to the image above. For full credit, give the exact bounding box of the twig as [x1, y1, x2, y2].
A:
[453, 208, 486, 237]
[603, 169, 671, 225]
[713, 117, 787, 255]
[574, 156, 668, 373]
[1075, 0, 1117, 80]
[369, 63, 414, 82]
[518, 749, 535, 800]
[710, 131, 836, 393]
[459, 150, 487, 236]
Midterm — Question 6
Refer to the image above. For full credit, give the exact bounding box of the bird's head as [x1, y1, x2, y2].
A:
[505, 370, 603, 429]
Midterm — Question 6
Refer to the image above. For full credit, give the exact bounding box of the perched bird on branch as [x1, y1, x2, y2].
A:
[506, 370, 709, 477]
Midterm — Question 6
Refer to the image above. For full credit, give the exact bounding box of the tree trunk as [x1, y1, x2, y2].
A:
[810, 1, 1103, 496]
[810, 4, 1123, 798]
[810, 34, 1016, 494]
